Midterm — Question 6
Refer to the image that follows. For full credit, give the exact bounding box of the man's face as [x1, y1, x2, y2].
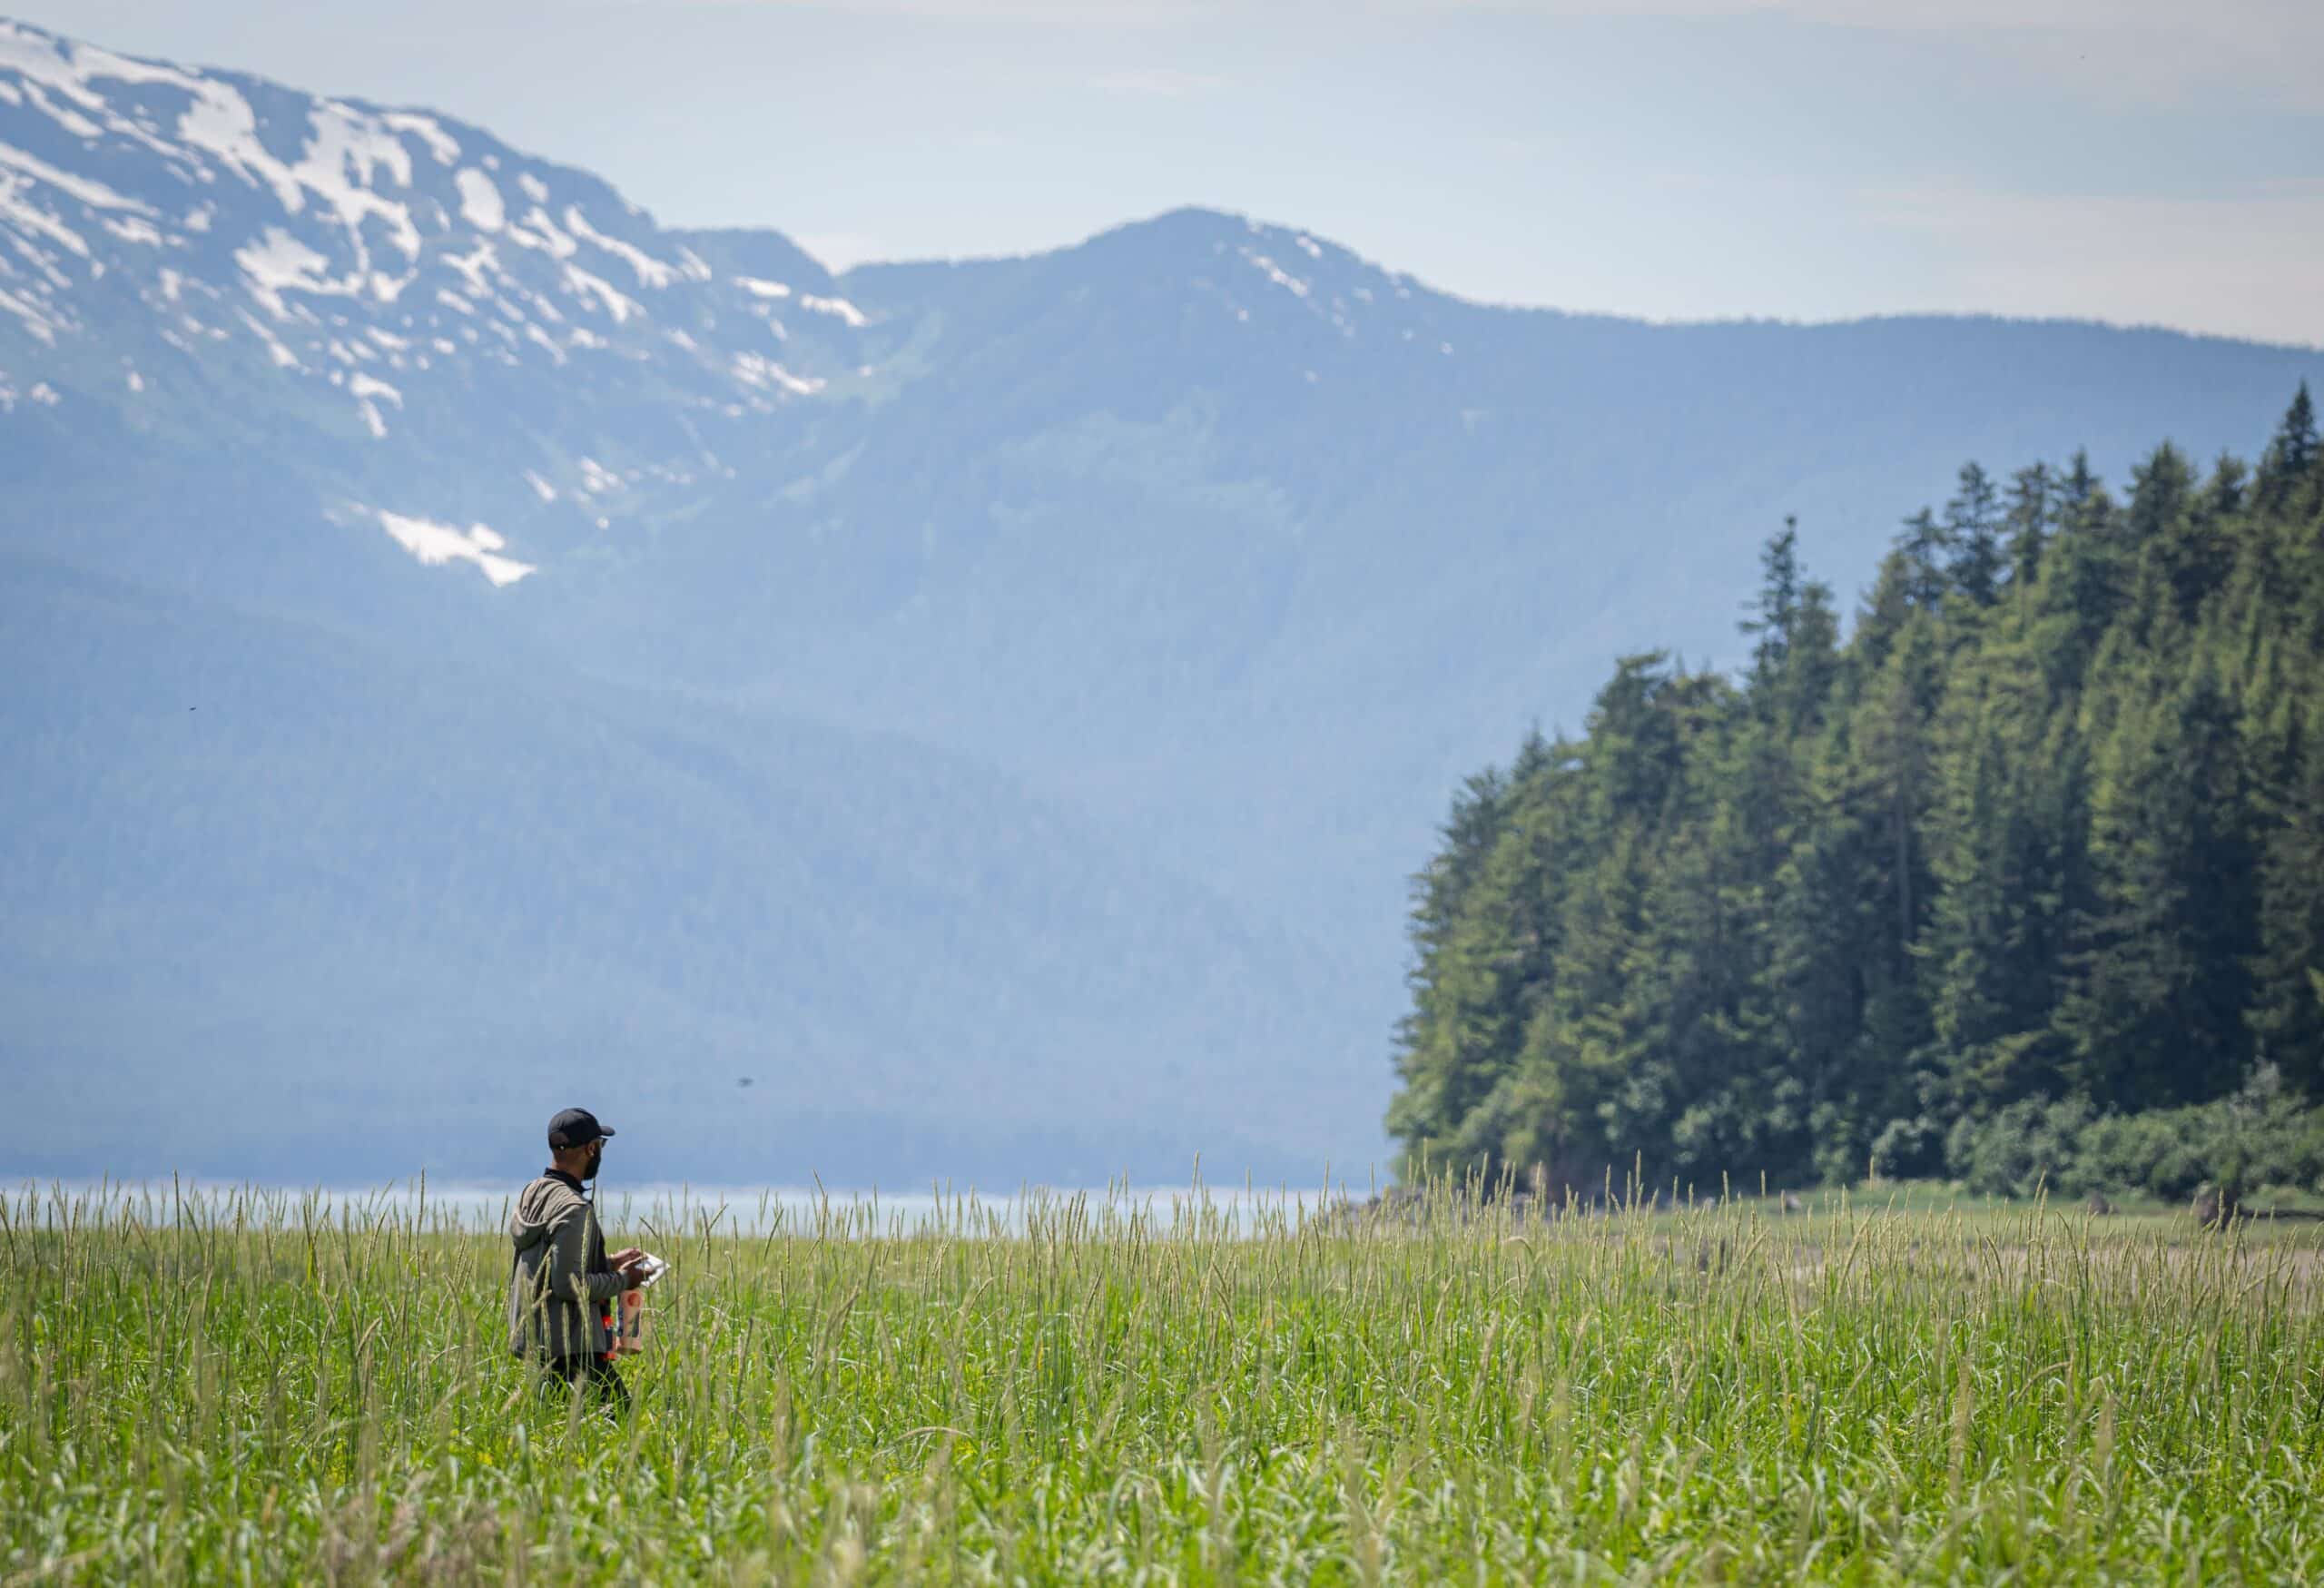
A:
[584, 1138, 606, 1179]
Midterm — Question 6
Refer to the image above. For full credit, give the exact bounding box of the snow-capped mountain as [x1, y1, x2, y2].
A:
[0, 15, 1478, 599]
[5, 18, 2319, 1184]
[1, 16, 872, 586]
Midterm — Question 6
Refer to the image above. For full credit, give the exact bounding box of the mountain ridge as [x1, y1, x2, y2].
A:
[851, 202, 2324, 355]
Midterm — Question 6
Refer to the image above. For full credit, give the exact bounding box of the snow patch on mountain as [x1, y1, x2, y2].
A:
[562, 264, 638, 322]
[370, 507, 535, 586]
[0, 173, 88, 261]
[1241, 251, 1310, 300]
[732, 350, 822, 395]
[0, 141, 152, 213]
[455, 168, 504, 232]
[235, 228, 346, 318]
[381, 112, 458, 165]
[100, 214, 162, 246]
[25, 87, 100, 139]
[440, 241, 497, 295]
[289, 105, 422, 262]
[234, 307, 300, 368]
[561, 205, 678, 290]
[799, 293, 866, 327]
[507, 205, 576, 259]
[0, 281, 55, 340]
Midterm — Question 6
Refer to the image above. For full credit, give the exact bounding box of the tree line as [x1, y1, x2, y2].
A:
[1389, 388, 2324, 1198]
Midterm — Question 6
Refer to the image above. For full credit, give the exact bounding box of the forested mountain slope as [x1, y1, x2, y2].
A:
[1, 552, 1343, 1182]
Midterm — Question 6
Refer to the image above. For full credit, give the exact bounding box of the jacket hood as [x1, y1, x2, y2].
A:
[510, 1174, 583, 1251]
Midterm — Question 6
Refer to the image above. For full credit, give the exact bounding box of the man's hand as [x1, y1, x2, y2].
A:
[610, 1248, 648, 1286]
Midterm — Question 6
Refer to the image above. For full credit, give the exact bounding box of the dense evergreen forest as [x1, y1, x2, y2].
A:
[1390, 389, 2324, 1200]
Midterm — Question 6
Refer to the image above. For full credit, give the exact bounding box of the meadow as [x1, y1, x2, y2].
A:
[3, 1179, 2319, 1583]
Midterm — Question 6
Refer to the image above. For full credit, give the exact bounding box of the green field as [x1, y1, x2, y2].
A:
[5, 1181, 2320, 1583]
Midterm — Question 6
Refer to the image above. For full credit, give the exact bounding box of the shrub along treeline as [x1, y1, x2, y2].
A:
[1390, 388, 2324, 1200]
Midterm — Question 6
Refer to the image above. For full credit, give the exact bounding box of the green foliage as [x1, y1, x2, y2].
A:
[1393, 392, 2324, 1190]
[7, 1182, 2324, 1583]
[1945, 1067, 2324, 1200]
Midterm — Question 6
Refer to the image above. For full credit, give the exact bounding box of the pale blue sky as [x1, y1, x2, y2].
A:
[15, 0, 2323, 345]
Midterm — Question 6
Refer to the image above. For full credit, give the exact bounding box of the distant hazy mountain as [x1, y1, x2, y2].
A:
[3, 553, 1347, 1184]
[3, 17, 2317, 1183]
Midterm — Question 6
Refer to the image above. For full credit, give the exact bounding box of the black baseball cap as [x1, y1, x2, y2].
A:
[547, 1107, 616, 1149]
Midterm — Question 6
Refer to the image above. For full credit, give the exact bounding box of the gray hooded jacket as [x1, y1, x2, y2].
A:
[507, 1172, 624, 1358]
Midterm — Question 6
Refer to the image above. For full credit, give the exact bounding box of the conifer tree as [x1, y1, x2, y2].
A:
[1896, 508, 1952, 611]
[2250, 699, 2324, 1093]
[2056, 663, 2258, 1106]
[1945, 461, 2005, 607]
[2259, 381, 2318, 506]
[1742, 519, 1802, 686]
[2004, 463, 2053, 590]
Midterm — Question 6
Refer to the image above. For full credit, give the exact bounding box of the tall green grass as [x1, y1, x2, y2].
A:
[4, 1179, 2319, 1583]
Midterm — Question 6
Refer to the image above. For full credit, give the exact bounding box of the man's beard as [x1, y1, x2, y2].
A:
[584, 1144, 604, 1181]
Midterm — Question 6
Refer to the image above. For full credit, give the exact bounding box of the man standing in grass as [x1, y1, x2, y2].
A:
[507, 1107, 648, 1409]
